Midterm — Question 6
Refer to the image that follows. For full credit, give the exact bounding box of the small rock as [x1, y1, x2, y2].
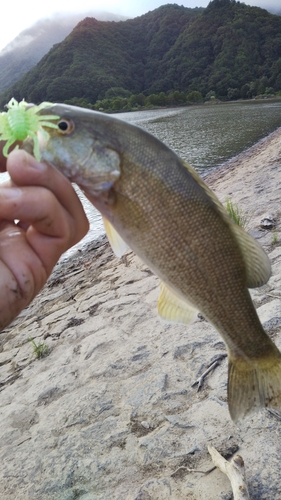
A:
[260, 214, 277, 230]
[141, 421, 150, 429]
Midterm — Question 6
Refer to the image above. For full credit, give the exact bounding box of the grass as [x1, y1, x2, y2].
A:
[272, 232, 278, 245]
[225, 197, 248, 228]
[29, 338, 49, 359]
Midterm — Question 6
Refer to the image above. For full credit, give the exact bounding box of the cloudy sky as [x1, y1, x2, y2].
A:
[0, 0, 280, 52]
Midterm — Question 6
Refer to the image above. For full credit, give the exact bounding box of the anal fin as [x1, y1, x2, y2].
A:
[158, 282, 199, 325]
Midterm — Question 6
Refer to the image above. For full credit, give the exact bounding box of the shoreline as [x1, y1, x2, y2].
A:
[0, 128, 281, 499]
[205, 125, 281, 183]
[95, 96, 281, 115]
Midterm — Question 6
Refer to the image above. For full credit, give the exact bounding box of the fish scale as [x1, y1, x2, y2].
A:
[115, 157, 261, 352]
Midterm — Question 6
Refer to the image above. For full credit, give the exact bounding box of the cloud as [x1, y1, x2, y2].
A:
[0, 34, 36, 57]
[0, 9, 128, 54]
[245, 0, 281, 14]
[6, 1, 275, 56]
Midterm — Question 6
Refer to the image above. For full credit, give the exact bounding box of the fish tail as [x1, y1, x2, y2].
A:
[228, 350, 281, 422]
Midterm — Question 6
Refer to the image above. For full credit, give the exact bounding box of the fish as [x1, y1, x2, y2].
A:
[23, 103, 281, 421]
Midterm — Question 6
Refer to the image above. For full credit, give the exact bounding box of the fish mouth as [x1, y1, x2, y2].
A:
[72, 169, 121, 195]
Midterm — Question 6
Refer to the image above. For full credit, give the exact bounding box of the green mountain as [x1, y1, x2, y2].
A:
[161, 0, 281, 98]
[0, 11, 128, 94]
[0, 4, 202, 106]
[1, 1, 281, 107]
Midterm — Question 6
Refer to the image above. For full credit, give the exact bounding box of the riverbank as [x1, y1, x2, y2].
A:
[78, 95, 281, 115]
[0, 128, 281, 499]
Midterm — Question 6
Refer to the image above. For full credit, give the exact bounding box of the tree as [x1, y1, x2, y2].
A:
[187, 90, 203, 103]
[146, 92, 169, 106]
[171, 91, 187, 104]
[133, 93, 146, 106]
[104, 87, 131, 99]
[227, 87, 240, 100]
[205, 90, 216, 100]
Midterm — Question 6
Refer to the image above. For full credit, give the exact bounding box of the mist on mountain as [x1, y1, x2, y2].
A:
[0, 10, 128, 93]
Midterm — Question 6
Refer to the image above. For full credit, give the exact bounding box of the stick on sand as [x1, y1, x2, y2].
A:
[208, 445, 250, 500]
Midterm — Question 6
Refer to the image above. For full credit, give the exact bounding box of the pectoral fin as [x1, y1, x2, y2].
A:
[158, 282, 199, 325]
[102, 217, 128, 258]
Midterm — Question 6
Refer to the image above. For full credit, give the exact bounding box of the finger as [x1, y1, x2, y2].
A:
[0, 222, 46, 328]
[17, 221, 31, 231]
[0, 142, 7, 172]
[7, 150, 89, 244]
[0, 185, 84, 272]
[0, 185, 69, 236]
[7, 150, 87, 226]
[0, 141, 21, 172]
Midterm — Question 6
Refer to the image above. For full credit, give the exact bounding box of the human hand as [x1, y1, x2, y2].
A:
[0, 147, 89, 330]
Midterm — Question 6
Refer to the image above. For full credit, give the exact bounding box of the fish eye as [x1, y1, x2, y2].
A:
[57, 119, 74, 134]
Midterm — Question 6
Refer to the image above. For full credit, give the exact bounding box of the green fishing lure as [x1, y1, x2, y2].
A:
[0, 98, 59, 161]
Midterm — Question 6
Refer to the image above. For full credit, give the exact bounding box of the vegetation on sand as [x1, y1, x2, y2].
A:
[225, 198, 248, 228]
[272, 232, 279, 244]
[29, 338, 49, 359]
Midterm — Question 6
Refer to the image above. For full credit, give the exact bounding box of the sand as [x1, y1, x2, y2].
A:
[0, 128, 281, 499]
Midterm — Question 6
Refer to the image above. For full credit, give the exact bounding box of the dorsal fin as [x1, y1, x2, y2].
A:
[102, 216, 128, 258]
[181, 160, 271, 288]
[158, 281, 199, 325]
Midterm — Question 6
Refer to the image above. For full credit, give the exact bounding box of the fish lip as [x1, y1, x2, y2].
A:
[71, 172, 120, 195]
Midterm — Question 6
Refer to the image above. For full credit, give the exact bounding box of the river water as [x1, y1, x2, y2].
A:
[117, 100, 281, 173]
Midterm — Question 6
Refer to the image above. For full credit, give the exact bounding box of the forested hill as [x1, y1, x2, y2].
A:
[0, 4, 201, 106]
[1, 0, 281, 107]
[0, 12, 128, 94]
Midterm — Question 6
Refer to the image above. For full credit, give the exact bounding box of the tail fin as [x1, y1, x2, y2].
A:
[228, 353, 281, 422]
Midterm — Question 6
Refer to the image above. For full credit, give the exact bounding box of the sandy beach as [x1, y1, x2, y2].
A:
[0, 128, 281, 499]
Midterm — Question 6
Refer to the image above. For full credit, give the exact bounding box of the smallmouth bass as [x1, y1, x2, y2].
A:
[24, 104, 281, 421]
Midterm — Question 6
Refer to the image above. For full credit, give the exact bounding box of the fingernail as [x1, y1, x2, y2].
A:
[0, 187, 22, 199]
[10, 149, 46, 172]
[21, 150, 46, 171]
